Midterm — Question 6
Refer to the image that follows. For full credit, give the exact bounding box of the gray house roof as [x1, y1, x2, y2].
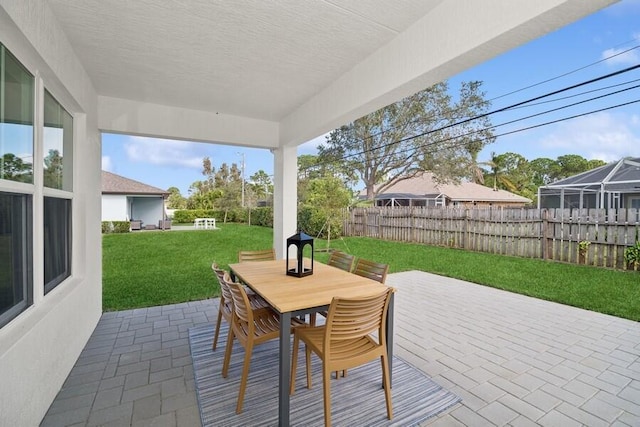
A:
[362, 172, 531, 203]
[102, 171, 168, 195]
[540, 157, 640, 192]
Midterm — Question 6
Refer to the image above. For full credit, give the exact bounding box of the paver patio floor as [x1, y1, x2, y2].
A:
[41, 271, 640, 426]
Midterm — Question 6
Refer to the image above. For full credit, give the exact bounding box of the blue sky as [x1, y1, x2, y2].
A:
[102, 0, 640, 195]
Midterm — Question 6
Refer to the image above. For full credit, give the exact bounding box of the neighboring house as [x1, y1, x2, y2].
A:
[538, 157, 640, 210]
[361, 172, 531, 208]
[101, 171, 169, 229]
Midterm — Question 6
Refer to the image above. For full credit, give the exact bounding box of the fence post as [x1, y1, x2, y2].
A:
[541, 209, 547, 260]
[464, 208, 470, 249]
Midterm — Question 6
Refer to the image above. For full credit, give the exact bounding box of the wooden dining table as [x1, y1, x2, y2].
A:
[229, 258, 395, 427]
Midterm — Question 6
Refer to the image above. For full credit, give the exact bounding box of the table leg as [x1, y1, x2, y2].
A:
[278, 311, 291, 427]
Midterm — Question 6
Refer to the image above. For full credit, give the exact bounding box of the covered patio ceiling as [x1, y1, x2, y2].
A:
[46, 0, 616, 149]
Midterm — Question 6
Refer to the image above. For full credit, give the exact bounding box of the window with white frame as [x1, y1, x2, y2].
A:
[0, 44, 34, 327]
[43, 90, 73, 294]
[0, 42, 75, 322]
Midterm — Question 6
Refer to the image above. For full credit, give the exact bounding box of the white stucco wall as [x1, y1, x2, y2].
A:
[102, 194, 128, 221]
[0, 2, 102, 426]
[131, 197, 164, 226]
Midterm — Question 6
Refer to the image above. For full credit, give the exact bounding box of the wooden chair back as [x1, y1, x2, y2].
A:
[324, 288, 392, 353]
[211, 263, 233, 350]
[218, 272, 234, 308]
[238, 248, 276, 262]
[327, 251, 355, 272]
[353, 258, 389, 284]
[223, 279, 254, 354]
[211, 262, 225, 285]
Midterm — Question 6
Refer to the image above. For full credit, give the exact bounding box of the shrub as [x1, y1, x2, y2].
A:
[624, 241, 640, 270]
[173, 209, 216, 223]
[112, 221, 131, 233]
[101, 221, 112, 234]
[249, 207, 273, 227]
[298, 206, 343, 239]
[101, 221, 130, 234]
[173, 208, 274, 227]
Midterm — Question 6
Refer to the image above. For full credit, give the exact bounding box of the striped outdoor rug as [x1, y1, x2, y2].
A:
[189, 324, 461, 427]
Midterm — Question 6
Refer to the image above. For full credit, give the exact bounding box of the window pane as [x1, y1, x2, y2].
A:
[0, 191, 32, 327]
[43, 90, 73, 191]
[0, 44, 34, 184]
[44, 197, 71, 293]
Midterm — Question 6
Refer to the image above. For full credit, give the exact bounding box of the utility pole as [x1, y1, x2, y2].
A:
[238, 152, 245, 207]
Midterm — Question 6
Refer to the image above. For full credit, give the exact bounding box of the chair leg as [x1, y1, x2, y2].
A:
[222, 327, 235, 378]
[236, 342, 253, 414]
[290, 333, 300, 395]
[212, 309, 223, 350]
[333, 369, 347, 379]
[305, 344, 312, 389]
[322, 362, 332, 427]
[380, 354, 393, 420]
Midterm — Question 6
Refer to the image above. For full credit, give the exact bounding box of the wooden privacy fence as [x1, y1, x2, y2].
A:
[342, 207, 640, 270]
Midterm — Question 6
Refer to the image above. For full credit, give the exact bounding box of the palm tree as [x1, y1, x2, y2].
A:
[484, 152, 517, 192]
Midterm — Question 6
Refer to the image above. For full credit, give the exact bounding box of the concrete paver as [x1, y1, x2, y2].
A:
[40, 272, 640, 426]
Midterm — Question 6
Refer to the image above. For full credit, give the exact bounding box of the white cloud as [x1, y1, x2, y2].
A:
[601, 46, 640, 66]
[539, 111, 640, 161]
[124, 136, 203, 168]
[601, 32, 640, 66]
[101, 155, 113, 171]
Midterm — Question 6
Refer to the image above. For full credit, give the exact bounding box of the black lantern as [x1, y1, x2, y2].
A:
[286, 229, 314, 277]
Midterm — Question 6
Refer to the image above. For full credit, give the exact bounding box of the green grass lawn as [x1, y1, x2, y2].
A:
[102, 224, 273, 311]
[103, 224, 640, 321]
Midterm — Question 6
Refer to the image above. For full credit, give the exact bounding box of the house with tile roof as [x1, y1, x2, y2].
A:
[361, 171, 531, 208]
[101, 171, 169, 229]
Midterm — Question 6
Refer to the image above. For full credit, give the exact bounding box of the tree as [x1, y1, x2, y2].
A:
[0, 153, 32, 182]
[550, 154, 606, 181]
[301, 175, 352, 244]
[186, 157, 226, 209]
[480, 153, 608, 204]
[43, 149, 63, 189]
[248, 170, 272, 205]
[529, 157, 555, 186]
[214, 162, 243, 217]
[166, 187, 187, 209]
[318, 80, 495, 199]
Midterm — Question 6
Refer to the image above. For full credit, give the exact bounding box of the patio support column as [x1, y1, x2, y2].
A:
[272, 145, 298, 259]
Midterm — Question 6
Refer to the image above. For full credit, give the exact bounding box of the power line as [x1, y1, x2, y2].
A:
[503, 77, 640, 110]
[389, 98, 640, 161]
[311, 43, 640, 154]
[319, 64, 640, 164]
[487, 43, 640, 103]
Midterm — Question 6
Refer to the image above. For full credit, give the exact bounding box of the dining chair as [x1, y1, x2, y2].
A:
[327, 250, 356, 272]
[211, 264, 268, 351]
[238, 248, 276, 262]
[290, 287, 394, 427]
[211, 263, 233, 351]
[309, 251, 356, 327]
[330, 258, 389, 378]
[353, 258, 389, 284]
[222, 279, 306, 414]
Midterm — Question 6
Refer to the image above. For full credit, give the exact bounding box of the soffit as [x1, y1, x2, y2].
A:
[47, 0, 443, 122]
